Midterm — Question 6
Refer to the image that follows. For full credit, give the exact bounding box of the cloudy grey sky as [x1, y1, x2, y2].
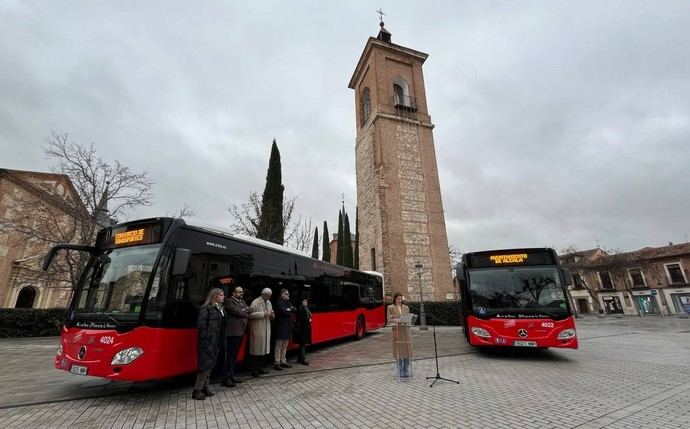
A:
[2, 1, 689, 254]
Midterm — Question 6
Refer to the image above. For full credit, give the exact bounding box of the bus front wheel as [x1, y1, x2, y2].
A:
[354, 316, 366, 340]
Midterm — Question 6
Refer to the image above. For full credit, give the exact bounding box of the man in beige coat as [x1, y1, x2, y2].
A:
[248, 288, 274, 377]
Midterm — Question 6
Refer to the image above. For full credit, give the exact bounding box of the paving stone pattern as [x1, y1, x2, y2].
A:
[0, 317, 689, 428]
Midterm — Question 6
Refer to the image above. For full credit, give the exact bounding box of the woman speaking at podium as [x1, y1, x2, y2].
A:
[387, 292, 414, 378]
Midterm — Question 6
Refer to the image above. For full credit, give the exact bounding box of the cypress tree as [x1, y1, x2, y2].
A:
[321, 221, 330, 262]
[353, 206, 359, 269]
[311, 227, 319, 259]
[257, 140, 284, 245]
[336, 208, 344, 266]
[343, 212, 353, 268]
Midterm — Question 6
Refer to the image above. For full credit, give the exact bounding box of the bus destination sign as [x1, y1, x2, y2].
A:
[108, 222, 162, 248]
[467, 249, 557, 268]
[489, 253, 528, 264]
[114, 229, 145, 245]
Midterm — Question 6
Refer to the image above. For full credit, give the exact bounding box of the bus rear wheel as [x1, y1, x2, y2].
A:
[354, 316, 366, 340]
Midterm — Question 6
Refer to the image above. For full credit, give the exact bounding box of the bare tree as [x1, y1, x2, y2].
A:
[228, 191, 262, 236]
[45, 132, 153, 219]
[287, 216, 313, 253]
[0, 132, 154, 288]
[449, 244, 463, 268]
[169, 203, 195, 219]
[560, 244, 579, 255]
[228, 192, 299, 242]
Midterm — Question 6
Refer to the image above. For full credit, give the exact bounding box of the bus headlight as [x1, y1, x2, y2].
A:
[111, 347, 144, 365]
[470, 327, 491, 338]
[557, 329, 577, 340]
[57, 345, 63, 356]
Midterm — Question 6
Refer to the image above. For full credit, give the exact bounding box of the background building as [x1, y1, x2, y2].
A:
[561, 244, 690, 316]
[0, 169, 82, 308]
[349, 23, 454, 301]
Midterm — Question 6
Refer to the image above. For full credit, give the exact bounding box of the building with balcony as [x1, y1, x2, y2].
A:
[561, 244, 690, 316]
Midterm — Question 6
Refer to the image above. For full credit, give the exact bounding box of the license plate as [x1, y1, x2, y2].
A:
[70, 365, 88, 376]
[513, 341, 537, 347]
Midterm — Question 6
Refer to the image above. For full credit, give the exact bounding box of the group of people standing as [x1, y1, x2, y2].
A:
[193, 286, 312, 400]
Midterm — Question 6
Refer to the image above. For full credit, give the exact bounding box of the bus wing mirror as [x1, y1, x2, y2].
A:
[172, 248, 191, 276]
[43, 244, 96, 271]
[562, 268, 573, 286]
[43, 248, 59, 271]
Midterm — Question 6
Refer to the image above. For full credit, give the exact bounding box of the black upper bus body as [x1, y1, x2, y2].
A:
[62, 217, 383, 332]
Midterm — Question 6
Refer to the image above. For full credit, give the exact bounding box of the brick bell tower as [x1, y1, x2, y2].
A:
[349, 21, 454, 301]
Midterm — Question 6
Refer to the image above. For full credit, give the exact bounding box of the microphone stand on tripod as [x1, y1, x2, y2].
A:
[424, 314, 459, 387]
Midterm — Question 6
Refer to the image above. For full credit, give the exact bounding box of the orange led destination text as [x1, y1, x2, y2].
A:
[489, 253, 528, 264]
[114, 228, 145, 245]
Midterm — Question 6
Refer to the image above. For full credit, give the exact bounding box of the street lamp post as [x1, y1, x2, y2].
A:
[415, 262, 427, 330]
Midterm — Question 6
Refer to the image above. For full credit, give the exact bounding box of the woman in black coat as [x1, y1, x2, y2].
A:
[193, 288, 225, 400]
[294, 299, 312, 365]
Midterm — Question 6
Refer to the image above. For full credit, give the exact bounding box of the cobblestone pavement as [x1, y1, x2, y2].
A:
[0, 317, 689, 428]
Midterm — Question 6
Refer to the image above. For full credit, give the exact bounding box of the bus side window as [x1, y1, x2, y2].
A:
[343, 283, 359, 309]
[144, 248, 172, 320]
[163, 254, 206, 328]
[289, 281, 307, 306]
[311, 277, 331, 312]
[360, 284, 376, 306]
[329, 282, 342, 310]
[165, 276, 197, 328]
[186, 255, 208, 307]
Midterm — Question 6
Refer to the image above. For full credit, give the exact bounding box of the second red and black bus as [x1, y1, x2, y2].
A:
[456, 248, 578, 349]
[43, 217, 385, 381]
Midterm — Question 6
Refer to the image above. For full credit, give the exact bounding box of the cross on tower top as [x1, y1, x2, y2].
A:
[376, 8, 385, 24]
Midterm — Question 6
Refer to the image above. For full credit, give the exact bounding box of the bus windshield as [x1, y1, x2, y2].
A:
[468, 266, 568, 318]
[73, 244, 161, 321]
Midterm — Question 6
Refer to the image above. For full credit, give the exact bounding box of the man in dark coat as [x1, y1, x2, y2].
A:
[222, 285, 253, 387]
[194, 288, 225, 400]
[273, 288, 296, 370]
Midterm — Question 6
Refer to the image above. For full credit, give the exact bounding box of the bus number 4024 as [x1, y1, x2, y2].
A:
[100, 336, 114, 345]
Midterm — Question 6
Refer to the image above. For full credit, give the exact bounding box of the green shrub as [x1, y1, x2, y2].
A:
[390, 301, 461, 326]
[0, 308, 67, 338]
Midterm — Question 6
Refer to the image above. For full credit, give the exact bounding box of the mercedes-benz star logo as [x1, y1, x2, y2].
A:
[78, 345, 86, 360]
[518, 329, 528, 338]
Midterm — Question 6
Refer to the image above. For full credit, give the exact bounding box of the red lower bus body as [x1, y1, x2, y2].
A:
[465, 315, 578, 349]
[55, 307, 385, 381]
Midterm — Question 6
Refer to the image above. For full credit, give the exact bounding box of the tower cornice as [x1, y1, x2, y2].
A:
[348, 37, 429, 89]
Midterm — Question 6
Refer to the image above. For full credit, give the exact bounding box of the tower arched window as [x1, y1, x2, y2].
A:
[393, 78, 416, 112]
[15, 286, 37, 308]
[393, 83, 405, 106]
[360, 87, 371, 126]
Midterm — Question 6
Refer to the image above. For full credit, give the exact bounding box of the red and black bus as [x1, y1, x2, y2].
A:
[456, 248, 578, 349]
[43, 217, 385, 381]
